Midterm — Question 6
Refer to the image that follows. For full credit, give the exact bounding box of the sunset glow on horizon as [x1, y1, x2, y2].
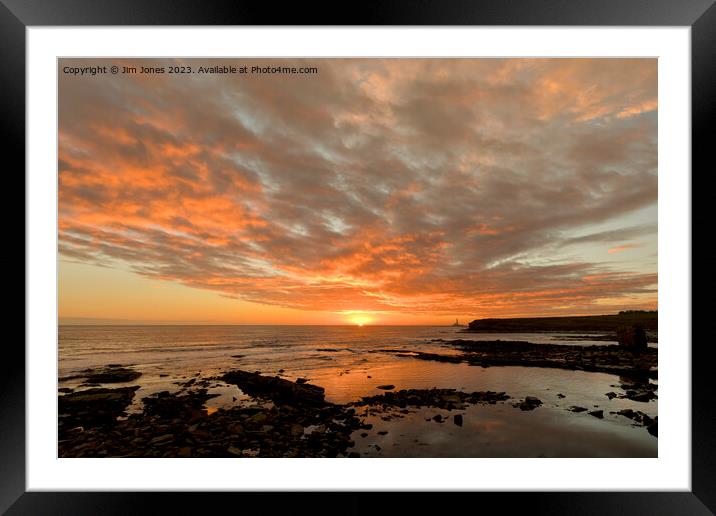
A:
[58, 58, 657, 325]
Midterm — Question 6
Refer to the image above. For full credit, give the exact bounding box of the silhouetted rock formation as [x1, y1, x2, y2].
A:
[616, 325, 648, 350]
[221, 370, 325, 406]
[385, 340, 657, 378]
[467, 312, 658, 332]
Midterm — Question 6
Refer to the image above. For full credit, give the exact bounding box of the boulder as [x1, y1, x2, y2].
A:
[517, 396, 542, 411]
[221, 370, 325, 406]
[616, 325, 647, 350]
[58, 386, 139, 434]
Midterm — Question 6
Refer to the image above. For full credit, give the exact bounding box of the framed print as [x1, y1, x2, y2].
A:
[6, 0, 715, 513]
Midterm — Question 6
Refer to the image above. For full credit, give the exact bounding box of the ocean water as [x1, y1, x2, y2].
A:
[58, 325, 658, 457]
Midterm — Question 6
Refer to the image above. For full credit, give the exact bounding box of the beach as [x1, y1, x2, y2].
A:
[58, 325, 657, 458]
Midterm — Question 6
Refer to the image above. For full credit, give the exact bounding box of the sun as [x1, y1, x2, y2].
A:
[347, 314, 373, 327]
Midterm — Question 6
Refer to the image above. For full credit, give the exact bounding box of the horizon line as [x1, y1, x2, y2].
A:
[58, 322, 461, 327]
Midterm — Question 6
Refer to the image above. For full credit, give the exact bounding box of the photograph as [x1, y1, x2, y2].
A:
[57, 57, 658, 459]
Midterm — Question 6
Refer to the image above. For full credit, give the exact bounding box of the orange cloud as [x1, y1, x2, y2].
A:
[58, 58, 658, 320]
[607, 243, 643, 254]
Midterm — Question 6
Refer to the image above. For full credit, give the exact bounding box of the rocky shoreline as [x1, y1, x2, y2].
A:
[58, 367, 532, 457]
[386, 339, 657, 379]
[58, 350, 658, 458]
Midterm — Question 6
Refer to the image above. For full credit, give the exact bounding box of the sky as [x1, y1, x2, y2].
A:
[58, 58, 657, 325]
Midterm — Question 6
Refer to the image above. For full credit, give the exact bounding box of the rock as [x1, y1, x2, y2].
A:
[432, 414, 444, 423]
[453, 414, 463, 426]
[354, 388, 509, 410]
[150, 434, 174, 445]
[517, 396, 542, 411]
[227, 446, 243, 456]
[55, 367, 396, 458]
[608, 380, 658, 402]
[58, 386, 140, 434]
[556, 393, 565, 399]
[616, 325, 648, 350]
[348, 452, 360, 458]
[227, 423, 245, 434]
[569, 406, 588, 413]
[647, 418, 658, 437]
[142, 389, 219, 420]
[58, 387, 73, 393]
[83, 365, 142, 383]
[248, 413, 268, 425]
[588, 410, 604, 419]
[625, 390, 656, 402]
[296, 378, 308, 384]
[616, 408, 654, 427]
[221, 370, 325, 406]
[377, 385, 395, 390]
[397, 339, 657, 379]
[377, 430, 389, 435]
[360, 433, 368, 438]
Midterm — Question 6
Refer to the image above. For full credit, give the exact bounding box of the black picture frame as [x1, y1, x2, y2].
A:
[5, 0, 714, 513]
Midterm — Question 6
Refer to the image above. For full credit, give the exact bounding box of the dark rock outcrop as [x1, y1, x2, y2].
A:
[515, 396, 542, 411]
[58, 386, 139, 436]
[353, 388, 510, 411]
[467, 311, 657, 332]
[393, 340, 657, 379]
[59, 370, 362, 458]
[60, 364, 142, 384]
[142, 389, 218, 420]
[616, 325, 648, 351]
[221, 370, 325, 406]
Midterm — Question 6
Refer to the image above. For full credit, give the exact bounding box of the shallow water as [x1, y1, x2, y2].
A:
[58, 325, 657, 457]
[352, 403, 656, 458]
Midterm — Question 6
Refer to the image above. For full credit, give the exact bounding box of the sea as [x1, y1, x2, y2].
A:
[58, 325, 658, 458]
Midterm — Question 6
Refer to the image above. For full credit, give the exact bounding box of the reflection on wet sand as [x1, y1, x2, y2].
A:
[352, 403, 656, 458]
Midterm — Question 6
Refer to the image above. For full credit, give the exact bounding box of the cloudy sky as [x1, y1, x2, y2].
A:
[58, 58, 657, 325]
